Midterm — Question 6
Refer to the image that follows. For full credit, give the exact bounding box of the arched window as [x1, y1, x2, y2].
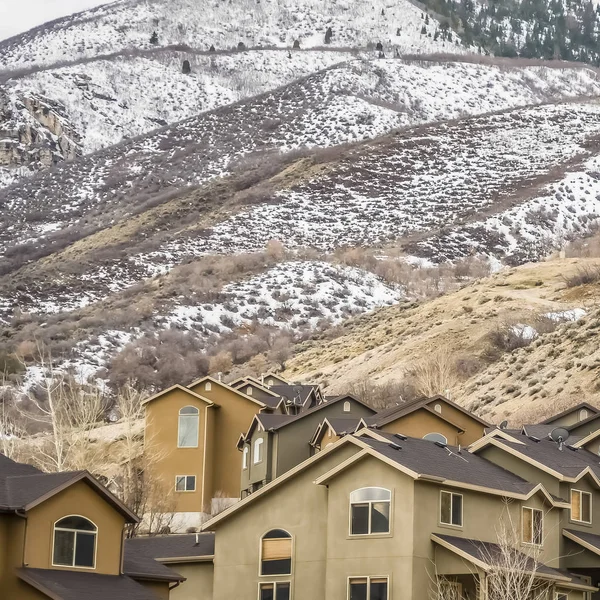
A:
[343, 401, 351, 413]
[247, 386, 253, 396]
[580, 409, 589, 421]
[242, 446, 249, 469]
[205, 382, 212, 392]
[434, 403, 442, 414]
[178, 406, 199, 448]
[260, 529, 292, 575]
[350, 487, 391, 535]
[423, 432, 448, 445]
[254, 438, 264, 464]
[53, 516, 97, 568]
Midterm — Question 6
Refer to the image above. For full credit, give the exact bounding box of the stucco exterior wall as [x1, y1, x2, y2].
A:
[380, 409, 461, 445]
[428, 402, 486, 445]
[170, 562, 214, 600]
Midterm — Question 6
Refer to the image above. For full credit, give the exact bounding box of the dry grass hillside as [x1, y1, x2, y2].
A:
[286, 255, 600, 424]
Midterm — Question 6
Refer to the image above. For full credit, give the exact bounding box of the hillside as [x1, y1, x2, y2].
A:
[285, 253, 600, 424]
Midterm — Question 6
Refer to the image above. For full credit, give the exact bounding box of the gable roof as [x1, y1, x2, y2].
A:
[230, 377, 281, 398]
[126, 533, 215, 563]
[123, 546, 184, 582]
[310, 417, 363, 447]
[141, 384, 215, 408]
[17, 568, 164, 600]
[564, 529, 600, 558]
[0, 458, 138, 522]
[364, 395, 489, 429]
[540, 402, 599, 425]
[187, 375, 269, 408]
[470, 431, 600, 485]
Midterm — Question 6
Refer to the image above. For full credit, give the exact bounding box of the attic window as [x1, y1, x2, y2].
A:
[343, 401, 351, 413]
[580, 409, 589, 421]
[247, 386, 253, 396]
[423, 433, 448, 445]
[53, 516, 97, 569]
[254, 438, 264, 464]
[205, 382, 211, 391]
[242, 446, 249, 470]
[268, 379, 274, 386]
[434, 404, 442, 414]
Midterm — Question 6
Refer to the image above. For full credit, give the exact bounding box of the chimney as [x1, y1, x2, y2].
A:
[218, 372, 222, 382]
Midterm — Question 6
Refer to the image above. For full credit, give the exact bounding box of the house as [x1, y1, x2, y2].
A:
[199, 431, 594, 600]
[238, 395, 375, 497]
[0, 453, 182, 600]
[126, 533, 215, 600]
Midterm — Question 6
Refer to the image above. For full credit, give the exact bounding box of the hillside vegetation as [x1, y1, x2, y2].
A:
[286, 249, 600, 424]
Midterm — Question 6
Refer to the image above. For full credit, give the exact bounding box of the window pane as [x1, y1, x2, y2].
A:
[53, 530, 74, 566]
[264, 529, 291, 539]
[440, 492, 451, 524]
[350, 488, 391, 503]
[572, 490, 581, 521]
[186, 476, 196, 491]
[260, 583, 274, 600]
[371, 502, 390, 533]
[351, 504, 370, 535]
[371, 579, 388, 600]
[275, 582, 290, 600]
[55, 516, 96, 531]
[261, 559, 291, 575]
[522, 509, 533, 543]
[582, 492, 591, 523]
[180, 406, 199, 415]
[533, 510, 543, 545]
[178, 415, 199, 447]
[451, 494, 462, 526]
[176, 476, 186, 491]
[74, 532, 95, 568]
[349, 579, 368, 600]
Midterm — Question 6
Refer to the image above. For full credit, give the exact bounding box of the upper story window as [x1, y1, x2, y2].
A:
[254, 438, 264, 464]
[259, 582, 290, 600]
[423, 433, 448, 445]
[350, 487, 391, 535]
[178, 406, 199, 448]
[205, 382, 212, 391]
[571, 489, 592, 524]
[343, 401, 351, 413]
[243, 446, 249, 469]
[260, 529, 292, 575]
[440, 491, 463, 527]
[175, 475, 196, 492]
[580, 409, 589, 421]
[522, 507, 543, 546]
[434, 403, 442, 414]
[349, 576, 389, 600]
[53, 516, 97, 569]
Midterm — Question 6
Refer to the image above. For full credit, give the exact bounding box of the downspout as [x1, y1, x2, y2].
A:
[169, 581, 182, 591]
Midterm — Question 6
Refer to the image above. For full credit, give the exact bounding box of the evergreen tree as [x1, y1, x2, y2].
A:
[182, 59, 191, 74]
[325, 27, 333, 44]
[150, 31, 159, 45]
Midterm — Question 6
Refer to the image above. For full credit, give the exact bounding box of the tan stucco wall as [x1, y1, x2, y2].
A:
[427, 401, 486, 445]
[145, 388, 211, 512]
[380, 409, 462, 445]
[189, 380, 263, 500]
[211, 443, 360, 599]
[23, 480, 126, 575]
[169, 562, 214, 600]
[138, 579, 171, 599]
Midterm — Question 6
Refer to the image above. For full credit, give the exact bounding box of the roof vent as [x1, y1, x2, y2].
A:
[394, 433, 407, 441]
[195, 533, 199, 546]
[434, 441, 447, 449]
[388, 442, 402, 451]
[566, 445, 579, 452]
[527, 435, 541, 443]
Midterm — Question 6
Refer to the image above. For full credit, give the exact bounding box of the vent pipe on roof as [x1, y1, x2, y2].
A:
[195, 533, 199, 545]
[217, 372, 222, 382]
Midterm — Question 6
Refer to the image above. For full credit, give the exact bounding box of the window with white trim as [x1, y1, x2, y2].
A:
[350, 488, 391, 535]
[434, 403, 442, 414]
[205, 382, 211, 391]
[243, 446, 249, 469]
[247, 386, 253, 396]
[555, 593, 569, 600]
[423, 432, 448, 444]
[343, 401, 351, 413]
[522, 507, 543, 546]
[440, 491, 463, 527]
[260, 529, 292, 575]
[580, 409, 588, 421]
[254, 438, 264, 464]
[259, 582, 290, 600]
[178, 406, 199, 447]
[175, 475, 196, 492]
[349, 576, 388, 600]
[53, 516, 97, 569]
[571, 489, 592, 524]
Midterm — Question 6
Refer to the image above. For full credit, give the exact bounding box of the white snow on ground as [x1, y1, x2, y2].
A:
[0, 0, 466, 72]
[165, 261, 403, 333]
[511, 309, 586, 342]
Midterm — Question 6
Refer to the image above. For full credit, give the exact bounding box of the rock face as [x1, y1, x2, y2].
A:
[0, 88, 80, 170]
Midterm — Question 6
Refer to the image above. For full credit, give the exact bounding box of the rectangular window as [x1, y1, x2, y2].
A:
[522, 507, 543, 546]
[571, 489, 592, 523]
[440, 491, 463, 527]
[175, 475, 196, 492]
[259, 582, 290, 600]
[555, 593, 568, 600]
[349, 577, 388, 600]
[349, 489, 391, 536]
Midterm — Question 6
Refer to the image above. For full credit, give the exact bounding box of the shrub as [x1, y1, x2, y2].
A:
[562, 265, 600, 288]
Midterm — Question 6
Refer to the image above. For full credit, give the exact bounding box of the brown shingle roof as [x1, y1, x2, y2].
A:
[123, 545, 185, 581]
[540, 402, 599, 425]
[17, 568, 162, 600]
[126, 533, 215, 561]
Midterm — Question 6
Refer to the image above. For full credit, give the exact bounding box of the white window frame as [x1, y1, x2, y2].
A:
[349, 487, 392, 536]
[51, 515, 98, 570]
[177, 406, 199, 448]
[580, 409, 588, 421]
[347, 576, 389, 600]
[522, 506, 543, 547]
[555, 593, 569, 600]
[434, 403, 442, 414]
[258, 581, 292, 600]
[440, 490, 463, 528]
[423, 432, 448, 444]
[243, 446, 249, 469]
[205, 382, 212, 391]
[570, 489, 592, 524]
[254, 438, 264, 464]
[259, 529, 293, 577]
[343, 401, 351, 413]
[175, 475, 196, 492]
